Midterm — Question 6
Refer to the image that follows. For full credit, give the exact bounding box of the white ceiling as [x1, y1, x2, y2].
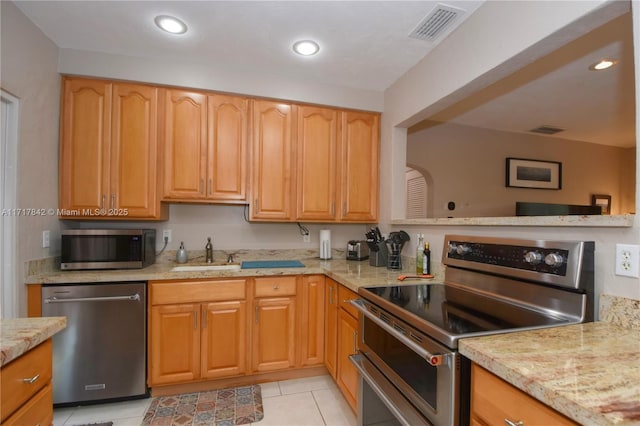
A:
[12, 1, 636, 148]
[13, 0, 484, 92]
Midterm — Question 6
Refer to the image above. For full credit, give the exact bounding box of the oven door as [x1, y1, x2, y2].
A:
[351, 299, 468, 426]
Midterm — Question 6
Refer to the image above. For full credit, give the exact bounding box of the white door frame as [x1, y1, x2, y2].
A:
[1, 89, 19, 319]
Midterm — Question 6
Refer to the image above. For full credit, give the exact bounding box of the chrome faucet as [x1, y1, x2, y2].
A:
[227, 253, 235, 264]
[205, 237, 213, 263]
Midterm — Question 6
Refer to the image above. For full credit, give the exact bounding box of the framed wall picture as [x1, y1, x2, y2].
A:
[506, 158, 562, 189]
[591, 194, 612, 215]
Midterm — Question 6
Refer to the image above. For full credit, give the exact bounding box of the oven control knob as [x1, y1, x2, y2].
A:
[456, 244, 471, 256]
[544, 253, 564, 267]
[524, 251, 542, 265]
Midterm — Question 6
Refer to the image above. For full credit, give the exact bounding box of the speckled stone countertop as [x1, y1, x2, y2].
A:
[24, 249, 443, 292]
[0, 317, 66, 366]
[459, 295, 640, 425]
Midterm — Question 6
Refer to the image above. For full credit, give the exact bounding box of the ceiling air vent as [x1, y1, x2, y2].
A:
[529, 125, 565, 135]
[409, 4, 465, 41]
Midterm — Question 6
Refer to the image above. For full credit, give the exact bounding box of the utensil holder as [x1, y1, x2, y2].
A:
[387, 242, 403, 270]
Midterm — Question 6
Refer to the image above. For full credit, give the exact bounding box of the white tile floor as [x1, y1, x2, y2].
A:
[53, 375, 357, 426]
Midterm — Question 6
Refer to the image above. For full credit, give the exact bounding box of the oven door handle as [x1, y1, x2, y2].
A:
[350, 299, 449, 366]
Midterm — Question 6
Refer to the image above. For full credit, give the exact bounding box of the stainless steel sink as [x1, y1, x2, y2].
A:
[171, 263, 241, 272]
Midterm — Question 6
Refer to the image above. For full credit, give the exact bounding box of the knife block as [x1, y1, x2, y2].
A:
[369, 242, 388, 267]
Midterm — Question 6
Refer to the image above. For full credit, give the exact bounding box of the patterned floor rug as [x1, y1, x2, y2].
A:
[142, 385, 264, 426]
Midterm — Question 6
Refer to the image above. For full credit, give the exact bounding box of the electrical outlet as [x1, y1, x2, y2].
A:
[615, 244, 640, 278]
[163, 229, 172, 243]
[303, 234, 311, 243]
[42, 230, 50, 248]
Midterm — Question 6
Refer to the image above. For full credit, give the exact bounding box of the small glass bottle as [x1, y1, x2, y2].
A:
[416, 234, 424, 274]
[423, 242, 431, 275]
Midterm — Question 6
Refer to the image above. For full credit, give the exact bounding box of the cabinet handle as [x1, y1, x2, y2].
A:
[343, 204, 347, 217]
[352, 330, 358, 353]
[255, 306, 259, 323]
[255, 199, 259, 213]
[504, 420, 524, 426]
[22, 374, 40, 384]
[208, 178, 212, 195]
[273, 285, 279, 290]
[101, 194, 106, 209]
[331, 202, 335, 217]
[203, 310, 207, 328]
[329, 287, 334, 305]
[193, 310, 198, 329]
[110, 194, 115, 209]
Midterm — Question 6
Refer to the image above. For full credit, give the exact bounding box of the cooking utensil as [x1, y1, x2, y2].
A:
[397, 274, 434, 281]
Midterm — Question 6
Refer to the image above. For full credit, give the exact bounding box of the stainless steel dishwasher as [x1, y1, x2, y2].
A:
[42, 282, 148, 406]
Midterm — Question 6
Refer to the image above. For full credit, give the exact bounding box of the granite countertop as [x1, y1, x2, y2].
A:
[459, 321, 640, 425]
[25, 250, 443, 293]
[0, 317, 67, 366]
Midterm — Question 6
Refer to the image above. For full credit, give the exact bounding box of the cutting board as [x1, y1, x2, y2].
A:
[241, 260, 305, 269]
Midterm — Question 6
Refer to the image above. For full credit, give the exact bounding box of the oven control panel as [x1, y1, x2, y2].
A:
[447, 241, 569, 275]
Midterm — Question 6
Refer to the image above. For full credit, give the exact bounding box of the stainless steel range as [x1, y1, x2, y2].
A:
[350, 234, 594, 426]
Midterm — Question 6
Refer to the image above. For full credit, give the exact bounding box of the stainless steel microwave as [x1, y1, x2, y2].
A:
[61, 229, 156, 270]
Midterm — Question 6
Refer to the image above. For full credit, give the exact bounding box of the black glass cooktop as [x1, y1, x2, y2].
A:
[359, 284, 570, 347]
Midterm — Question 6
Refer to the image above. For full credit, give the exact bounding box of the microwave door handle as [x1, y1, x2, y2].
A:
[350, 299, 449, 366]
[44, 294, 141, 303]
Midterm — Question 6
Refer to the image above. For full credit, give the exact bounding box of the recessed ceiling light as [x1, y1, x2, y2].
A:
[589, 59, 617, 71]
[154, 15, 188, 35]
[292, 40, 320, 56]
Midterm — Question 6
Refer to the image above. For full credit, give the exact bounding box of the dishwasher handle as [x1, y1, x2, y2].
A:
[44, 294, 141, 304]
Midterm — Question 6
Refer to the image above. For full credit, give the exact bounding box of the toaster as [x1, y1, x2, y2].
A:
[347, 240, 369, 261]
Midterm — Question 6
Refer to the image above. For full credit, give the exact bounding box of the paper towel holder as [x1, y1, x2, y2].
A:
[319, 229, 332, 260]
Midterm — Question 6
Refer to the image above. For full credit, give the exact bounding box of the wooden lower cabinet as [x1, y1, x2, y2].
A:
[0, 339, 53, 425]
[471, 363, 579, 426]
[149, 279, 248, 386]
[324, 279, 339, 379]
[298, 275, 325, 367]
[252, 297, 296, 372]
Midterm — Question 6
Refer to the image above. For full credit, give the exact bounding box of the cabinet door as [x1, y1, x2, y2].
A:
[324, 279, 339, 379]
[207, 95, 248, 201]
[337, 309, 359, 413]
[250, 100, 295, 220]
[111, 83, 160, 217]
[298, 275, 325, 366]
[201, 301, 247, 379]
[150, 304, 200, 385]
[296, 106, 339, 221]
[59, 78, 112, 212]
[339, 111, 379, 222]
[252, 297, 296, 372]
[163, 89, 208, 200]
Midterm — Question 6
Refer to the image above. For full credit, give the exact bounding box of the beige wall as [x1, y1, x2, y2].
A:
[407, 121, 633, 217]
[382, 0, 640, 304]
[1, 1, 61, 316]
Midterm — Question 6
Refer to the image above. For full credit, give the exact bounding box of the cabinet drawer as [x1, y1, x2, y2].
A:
[151, 279, 246, 305]
[338, 285, 359, 318]
[3, 383, 53, 426]
[471, 364, 578, 426]
[0, 339, 52, 422]
[255, 276, 297, 297]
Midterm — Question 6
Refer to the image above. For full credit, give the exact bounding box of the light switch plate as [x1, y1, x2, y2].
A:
[615, 244, 640, 278]
[42, 230, 50, 248]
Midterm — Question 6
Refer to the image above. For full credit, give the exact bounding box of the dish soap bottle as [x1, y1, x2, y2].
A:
[176, 242, 188, 264]
[416, 234, 424, 274]
[423, 241, 431, 275]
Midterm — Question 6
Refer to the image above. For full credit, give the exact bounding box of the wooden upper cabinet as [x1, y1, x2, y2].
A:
[163, 89, 208, 200]
[339, 111, 379, 222]
[250, 100, 296, 221]
[111, 83, 160, 216]
[163, 91, 248, 203]
[207, 95, 248, 201]
[296, 106, 339, 221]
[60, 78, 111, 212]
[59, 77, 166, 219]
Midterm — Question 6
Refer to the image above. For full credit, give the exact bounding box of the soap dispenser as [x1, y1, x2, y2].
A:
[176, 242, 188, 264]
[205, 237, 213, 263]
